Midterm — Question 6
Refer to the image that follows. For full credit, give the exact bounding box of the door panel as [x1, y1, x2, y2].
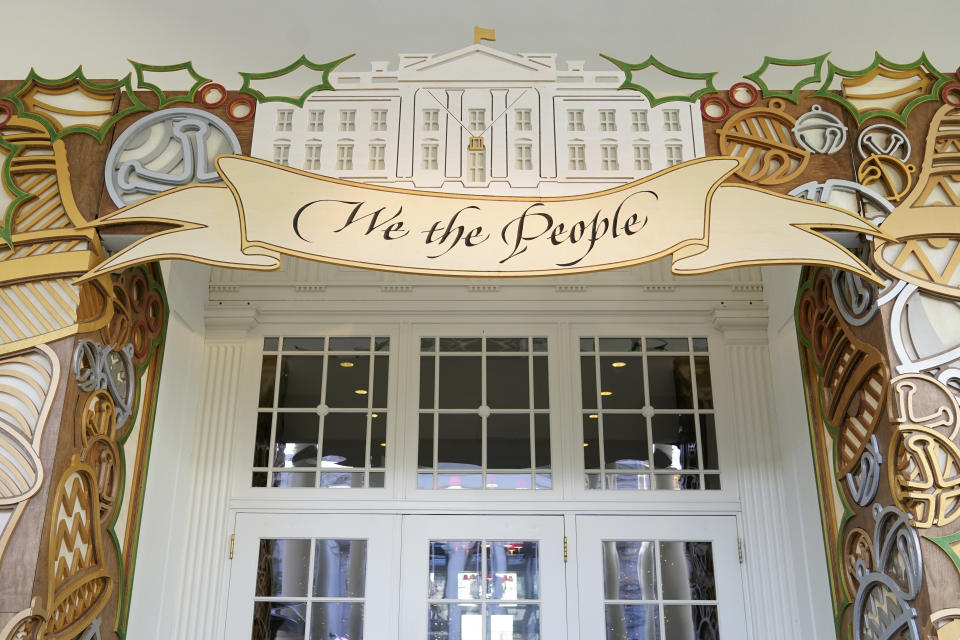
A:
[225, 513, 400, 640]
[399, 515, 566, 640]
[576, 515, 747, 640]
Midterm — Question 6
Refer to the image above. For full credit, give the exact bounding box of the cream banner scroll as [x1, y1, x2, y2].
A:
[78, 156, 884, 282]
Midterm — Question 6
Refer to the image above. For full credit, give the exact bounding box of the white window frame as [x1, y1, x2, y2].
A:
[468, 148, 485, 182]
[468, 108, 486, 133]
[568, 143, 586, 170]
[276, 109, 293, 132]
[631, 109, 649, 132]
[337, 142, 354, 170]
[339, 109, 356, 132]
[273, 141, 290, 166]
[665, 142, 684, 166]
[633, 142, 651, 171]
[422, 109, 439, 131]
[515, 108, 532, 131]
[304, 141, 322, 170]
[369, 142, 386, 170]
[600, 143, 619, 171]
[307, 109, 324, 132]
[663, 109, 682, 131]
[515, 141, 533, 171]
[421, 142, 439, 170]
[567, 109, 584, 131]
[599, 109, 617, 132]
[371, 109, 388, 131]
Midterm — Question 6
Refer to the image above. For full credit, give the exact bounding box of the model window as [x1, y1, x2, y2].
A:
[567, 109, 584, 131]
[369, 143, 386, 170]
[273, 143, 290, 166]
[422, 143, 439, 170]
[251, 537, 367, 638]
[580, 337, 719, 491]
[599, 109, 617, 132]
[468, 149, 486, 182]
[633, 144, 651, 171]
[337, 144, 354, 170]
[307, 109, 324, 132]
[515, 143, 533, 171]
[468, 109, 486, 132]
[631, 109, 649, 132]
[601, 539, 718, 637]
[423, 109, 440, 131]
[663, 109, 681, 131]
[304, 143, 321, 170]
[568, 144, 586, 170]
[417, 337, 551, 490]
[339, 109, 356, 132]
[600, 144, 619, 171]
[276, 109, 293, 132]
[371, 109, 388, 131]
[253, 336, 390, 489]
[665, 143, 683, 167]
[515, 108, 532, 131]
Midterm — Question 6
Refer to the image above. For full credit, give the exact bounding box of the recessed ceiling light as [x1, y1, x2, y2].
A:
[588, 414, 598, 419]
[339, 361, 355, 368]
[612, 361, 626, 368]
[371, 413, 379, 418]
[379, 442, 386, 447]
[600, 391, 612, 396]
[354, 389, 368, 395]
[583, 442, 590, 447]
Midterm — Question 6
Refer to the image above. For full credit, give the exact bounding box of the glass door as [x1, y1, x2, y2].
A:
[225, 513, 400, 640]
[575, 515, 747, 640]
[399, 515, 567, 640]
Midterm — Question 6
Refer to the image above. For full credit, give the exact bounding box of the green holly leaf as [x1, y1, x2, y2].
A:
[599, 54, 717, 106]
[5, 67, 149, 142]
[744, 54, 830, 104]
[812, 52, 948, 125]
[130, 60, 211, 107]
[239, 54, 355, 106]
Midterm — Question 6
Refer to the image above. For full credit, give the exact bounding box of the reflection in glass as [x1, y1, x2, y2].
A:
[599, 356, 644, 410]
[321, 413, 367, 469]
[660, 542, 716, 601]
[311, 602, 364, 640]
[329, 337, 371, 351]
[487, 356, 530, 408]
[602, 414, 648, 470]
[652, 415, 698, 471]
[439, 357, 482, 408]
[486, 604, 540, 640]
[278, 356, 325, 407]
[429, 603, 482, 640]
[695, 357, 713, 409]
[647, 356, 689, 410]
[428, 541, 482, 599]
[313, 539, 366, 597]
[273, 414, 319, 468]
[485, 541, 539, 600]
[663, 604, 719, 640]
[602, 541, 657, 600]
[605, 604, 660, 640]
[326, 355, 370, 408]
[256, 539, 311, 597]
[487, 414, 532, 469]
[259, 355, 277, 407]
[437, 414, 482, 468]
[251, 601, 307, 640]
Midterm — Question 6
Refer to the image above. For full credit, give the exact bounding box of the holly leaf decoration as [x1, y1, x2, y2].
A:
[599, 54, 717, 106]
[131, 60, 211, 106]
[239, 54, 355, 106]
[744, 54, 830, 104]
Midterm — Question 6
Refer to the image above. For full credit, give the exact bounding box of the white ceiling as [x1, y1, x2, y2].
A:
[8, 0, 959, 89]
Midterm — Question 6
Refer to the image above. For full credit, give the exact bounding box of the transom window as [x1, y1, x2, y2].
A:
[307, 109, 324, 132]
[468, 109, 486, 132]
[423, 109, 440, 131]
[273, 143, 290, 166]
[371, 109, 388, 131]
[568, 109, 585, 131]
[422, 143, 439, 170]
[665, 144, 684, 167]
[515, 108, 532, 131]
[568, 144, 586, 170]
[579, 337, 719, 491]
[253, 336, 390, 488]
[276, 109, 293, 132]
[600, 144, 619, 171]
[339, 109, 356, 132]
[663, 109, 681, 132]
[304, 143, 321, 170]
[515, 143, 533, 171]
[631, 110, 649, 132]
[369, 143, 386, 170]
[634, 144, 651, 171]
[417, 337, 551, 490]
[337, 144, 354, 170]
[599, 109, 617, 132]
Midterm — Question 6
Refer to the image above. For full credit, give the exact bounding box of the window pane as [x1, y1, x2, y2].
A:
[313, 539, 367, 597]
[373, 355, 389, 408]
[647, 338, 690, 352]
[325, 355, 370, 408]
[582, 415, 600, 468]
[321, 413, 367, 469]
[438, 357, 482, 409]
[652, 414, 699, 470]
[429, 541, 482, 599]
[420, 356, 435, 409]
[598, 338, 642, 352]
[254, 413, 271, 466]
[419, 414, 434, 468]
[487, 356, 530, 408]
[486, 337, 528, 352]
[252, 602, 306, 640]
[486, 604, 540, 640]
[256, 538, 311, 596]
[310, 602, 364, 640]
[599, 356, 645, 409]
[485, 541, 539, 599]
[277, 356, 324, 407]
[263, 337, 279, 351]
[533, 357, 549, 409]
[700, 415, 719, 470]
[259, 355, 277, 407]
[602, 540, 658, 600]
[659, 541, 716, 600]
[605, 604, 660, 640]
[370, 415, 386, 467]
[602, 414, 648, 470]
[581, 356, 597, 410]
[534, 414, 550, 468]
[440, 337, 483, 352]
[437, 414, 482, 468]
[438, 473, 482, 489]
[329, 337, 371, 351]
[428, 603, 483, 639]
[663, 604, 718, 640]
[487, 414, 532, 469]
[274, 413, 319, 468]
[695, 357, 713, 409]
[647, 356, 691, 410]
[284, 337, 326, 351]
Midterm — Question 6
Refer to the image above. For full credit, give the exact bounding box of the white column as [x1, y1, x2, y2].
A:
[171, 336, 248, 639]
[445, 90, 463, 179]
[712, 306, 802, 640]
[490, 89, 508, 178]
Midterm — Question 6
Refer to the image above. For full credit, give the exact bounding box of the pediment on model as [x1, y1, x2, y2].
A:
[397, 45, 555, 82]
